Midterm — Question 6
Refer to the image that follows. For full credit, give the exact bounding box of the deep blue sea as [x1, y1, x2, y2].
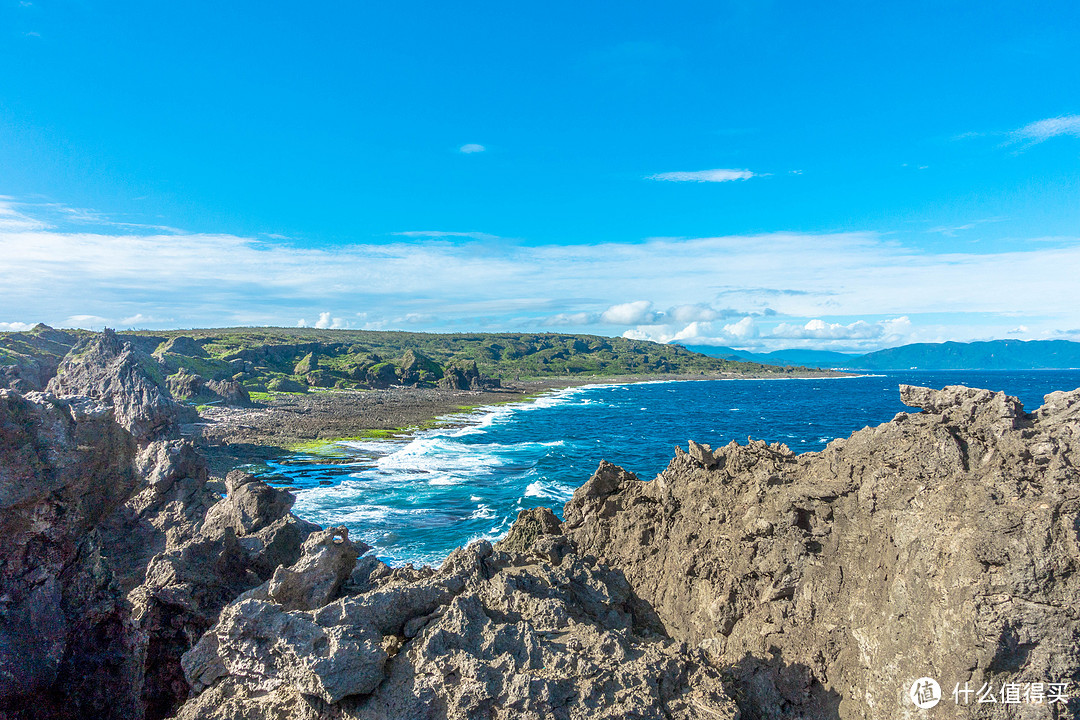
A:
[263, 371, 1080, 567]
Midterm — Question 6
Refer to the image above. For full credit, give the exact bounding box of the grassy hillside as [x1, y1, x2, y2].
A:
[0, 325, 811, 397]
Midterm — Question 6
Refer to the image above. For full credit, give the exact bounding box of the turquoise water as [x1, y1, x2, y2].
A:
[263, 371, 1080, 567]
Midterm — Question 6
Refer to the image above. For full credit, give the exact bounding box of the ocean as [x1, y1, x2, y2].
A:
[262, 370, 1080, 567]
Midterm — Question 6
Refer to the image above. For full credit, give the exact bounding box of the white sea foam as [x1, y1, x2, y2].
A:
[523, 479, 575, 502]
[470, 504, 496, 520]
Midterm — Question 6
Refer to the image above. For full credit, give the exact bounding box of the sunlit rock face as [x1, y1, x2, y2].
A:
[563, 385, 1080, 719]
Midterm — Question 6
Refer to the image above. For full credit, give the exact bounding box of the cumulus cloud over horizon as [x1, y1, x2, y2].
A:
[2, 198, 1080, 350]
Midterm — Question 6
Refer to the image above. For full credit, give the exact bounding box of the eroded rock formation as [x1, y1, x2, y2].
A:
[0, 333, 317, 720]
[176, 526, 737, 720]
[563, 385, 1080, 719]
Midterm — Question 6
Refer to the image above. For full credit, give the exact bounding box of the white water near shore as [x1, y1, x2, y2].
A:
[273, 370, 1080, 566]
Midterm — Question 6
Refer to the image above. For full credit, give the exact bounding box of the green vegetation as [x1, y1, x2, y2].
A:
[286, 428, 411, 454]
[1, 325, 812, 395]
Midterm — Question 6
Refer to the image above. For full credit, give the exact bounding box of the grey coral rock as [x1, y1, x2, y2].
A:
[47, 328, 195, 442]
[563, 385, 1080, 719]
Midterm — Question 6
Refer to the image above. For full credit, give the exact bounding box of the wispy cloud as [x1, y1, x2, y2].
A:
[0, 321, 34, 332]
[459, 143, 486, 154]
[926, 217, 1005, 237]
[647, 169, 757, 183]
[1010, 115, 1080, 144]
[961, 115, 1080, 149]
[393, 230, 504, 242]
[626, 316, 915, 351]
[120, 313, 175, 326]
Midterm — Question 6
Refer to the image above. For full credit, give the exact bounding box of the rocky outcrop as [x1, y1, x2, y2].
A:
[166, 369, 252, 407]
[156, 337, 208, 358]
[437, 359, 500, 390]
[563, 385, 1080, 719]
[47, 329, 195, 442]
[0, 389, 140, 719]
[398, 349, 442, 386]
[0, 336, 318, 720]
[176, 528, 739, 720]
[0, 324, 78, 392]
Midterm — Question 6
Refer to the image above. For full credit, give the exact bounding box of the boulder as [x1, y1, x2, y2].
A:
[178, 540, 738, 719]
[205, 378, 252, 406]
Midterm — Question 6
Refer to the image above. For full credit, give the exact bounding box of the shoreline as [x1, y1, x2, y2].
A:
[192, 369, 848, 476]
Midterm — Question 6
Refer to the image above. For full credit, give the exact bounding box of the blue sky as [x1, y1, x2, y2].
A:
[1, 1, 1078, 351]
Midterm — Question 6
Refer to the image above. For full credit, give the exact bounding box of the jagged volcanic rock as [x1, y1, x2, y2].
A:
[176, 527, 738, 719]
[0, 336, 318, 720]
[47, 329, 195, 442]
[0, 389, 140, 718]
[563, 385, 1080, 719]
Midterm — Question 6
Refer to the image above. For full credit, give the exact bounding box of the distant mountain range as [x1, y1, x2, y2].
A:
[677, 339, 1080, 370]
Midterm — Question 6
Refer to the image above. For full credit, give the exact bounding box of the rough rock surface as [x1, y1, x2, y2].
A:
[438, 359, 500, 390]
[0, 389, 139, 719]
[0, 335, 317, 720]
[563, 385, 1080, 719]
[177, 527, 738, 720]
[46, 329, 195, 442]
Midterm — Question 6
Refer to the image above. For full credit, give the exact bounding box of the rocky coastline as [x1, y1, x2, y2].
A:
[1, 331, 1077, 719]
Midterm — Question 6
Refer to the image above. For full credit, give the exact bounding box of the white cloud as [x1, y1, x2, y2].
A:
[624, 314, 921, 352]
[647, 169, 757, 183]
[666, 303, 720, 323]
[120, 313, 174, 326]
[63, 314, 110, 328]
[1011, 115, 1080, 144]
[601, 300, 656, 325]
[459, 143, 486, 154]
[771, 318, 882, 340]
[314, 312, 344, 329]
[880, 316, 912, 336]
[0, 321, 34, 332]
[724, 316, 759, 339]
[623, 316, 758, 346]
